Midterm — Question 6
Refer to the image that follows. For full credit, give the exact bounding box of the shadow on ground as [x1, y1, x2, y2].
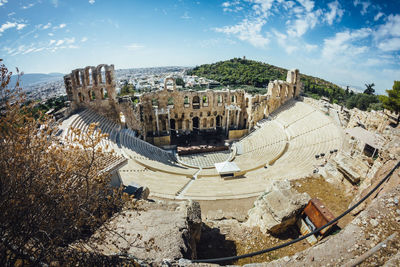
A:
[196, 223, 237, 265]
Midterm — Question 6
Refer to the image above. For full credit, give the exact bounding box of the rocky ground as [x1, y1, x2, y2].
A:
[191, 175, 354, 265]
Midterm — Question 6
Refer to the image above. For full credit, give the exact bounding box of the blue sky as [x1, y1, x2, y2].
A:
[1, 0, 399, 94]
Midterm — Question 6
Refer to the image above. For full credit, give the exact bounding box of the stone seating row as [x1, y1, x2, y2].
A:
[118, 169, 191, 198]
[274, 101, 315, 127]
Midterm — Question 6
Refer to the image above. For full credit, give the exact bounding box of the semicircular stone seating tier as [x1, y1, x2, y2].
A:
[59, 101, 344, 200]
[177, 150, 233, 169]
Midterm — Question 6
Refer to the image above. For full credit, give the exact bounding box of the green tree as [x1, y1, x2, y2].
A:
[175, 77, 185, 87]
[364, 83, 375, 95]
[381, 81, 400, 124]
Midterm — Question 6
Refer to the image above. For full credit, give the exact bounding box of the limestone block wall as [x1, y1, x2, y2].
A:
[64, 64, 302, 142]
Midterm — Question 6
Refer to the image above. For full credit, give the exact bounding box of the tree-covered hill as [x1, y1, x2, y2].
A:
[187, 58, 352, 106]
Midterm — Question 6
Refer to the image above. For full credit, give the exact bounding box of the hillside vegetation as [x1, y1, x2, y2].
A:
[188, 58, 378, 108]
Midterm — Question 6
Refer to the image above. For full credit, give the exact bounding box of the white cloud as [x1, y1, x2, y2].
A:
[353, 0, 371, 16]
[42, 23, 52, 30]
[65, 37, 75, 44]
[49, 40, 56, 45]
[377, 38, 400, 52]
[222, 0, 242, 12]
[16, 24, 26, 30]
[374, 12, 384, 21]
[287, 9, 322, 37]
[374, 14, 400, 40]
[273, 30, 297, 54]
[325, 0, 344, 25]
[249, 0, 275, 16]
[305, 43, 318, 52]
[81, 37, 88, 42]
[8, 12, 15, 17]
[56, 40, 64, 46]
[48, 32, 54, 36]
[125, 43, 144, 50]
[59, 23, 66, 29]
[0, 22, 17, 32]
[0, 21, 27, 33]
[0, 0, 8, 7]
[296, 0, 315, 12]
[215, 18, 270, 48]
[22, 3, 35, 9]
[89, 0, 95, 4]
[322, 28, 371, 60]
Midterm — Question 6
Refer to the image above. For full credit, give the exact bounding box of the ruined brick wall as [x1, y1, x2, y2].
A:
[64, 64, 120, 122]
[64, 65, 301, 140]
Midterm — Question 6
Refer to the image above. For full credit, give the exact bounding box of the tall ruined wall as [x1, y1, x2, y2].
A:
[138, 85, 247, 137]
[246, 69, 301, 128]
[64, 64, 120, 122]
[64, 65, 301, 140]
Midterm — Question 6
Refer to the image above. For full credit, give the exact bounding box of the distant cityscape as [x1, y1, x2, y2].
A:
[19, 66, 221, 102]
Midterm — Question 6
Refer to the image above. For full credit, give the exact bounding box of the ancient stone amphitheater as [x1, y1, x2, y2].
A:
[60, 64, 344, 201]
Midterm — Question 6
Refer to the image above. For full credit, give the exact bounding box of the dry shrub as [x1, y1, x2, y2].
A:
[0, 61, 132, 265]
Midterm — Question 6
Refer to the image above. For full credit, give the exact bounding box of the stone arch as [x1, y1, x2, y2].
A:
[210, 117, 214, 128]
[89, 90, 95, 101]
[97, 65, 107, 84]
[217, 95, 222, 103]
[170, 119, 176, 130]
[185, 119, 190, 130]
[168, 97, 174, 106]
[177, 119, 183, 130]
[164, 77, 176, 91]
[192, 116, 199, 129]
[85, 66, 94, 86]
[78, 92, 83, 103]
[202, 118, 207, 128]
[75, 71, 81, 87]
[216, 115, 222, 127]
[202, 95, 208, 106]
[101, 88, 108, 99]
[193, 96, 200, 109]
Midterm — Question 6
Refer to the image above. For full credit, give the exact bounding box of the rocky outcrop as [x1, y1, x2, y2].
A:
[245, 180, 310, 234]
[84, 200, 201, 264]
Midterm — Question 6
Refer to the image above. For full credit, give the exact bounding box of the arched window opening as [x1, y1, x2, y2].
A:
[192, 117, 199, 129]
[216, 115, 222, 127]
[100, 67, 106, 84]
[202, 96, 208, 106]
[168, 97, 174, 106]
[192, 96, 200, 109]
[75, 72, 80, 86]
[184, 96, 189, 105]
[101, 88, 108, 99]
[78, 92, 83, 103]
[202, 118, 207, 128]
[88, 68, 93, 85]
[152, 98, 158, 107]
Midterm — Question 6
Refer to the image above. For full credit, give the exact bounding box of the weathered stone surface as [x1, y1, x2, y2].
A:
[86, 200, 201, 264]
[245, 180, 310, 234]
[64, 65, 302, 144]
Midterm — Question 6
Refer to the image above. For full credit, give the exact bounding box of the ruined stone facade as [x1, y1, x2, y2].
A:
[64, 64, 302, 145]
